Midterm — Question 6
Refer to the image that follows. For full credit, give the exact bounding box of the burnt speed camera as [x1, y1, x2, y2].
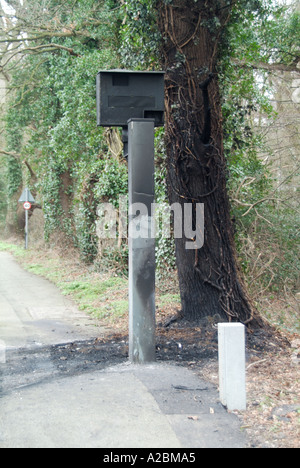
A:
[96, 70, 165, 128]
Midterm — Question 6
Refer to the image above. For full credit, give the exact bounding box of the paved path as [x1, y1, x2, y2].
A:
[0, 251, 103, 348]
[0, 251, 247, 448]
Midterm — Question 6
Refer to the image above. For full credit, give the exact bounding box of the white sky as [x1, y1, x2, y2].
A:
[0, 0, 15, 15]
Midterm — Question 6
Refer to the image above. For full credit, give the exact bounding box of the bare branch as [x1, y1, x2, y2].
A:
[24, 43, 80, 57]
[23, 159, 37, 181]
[0, 149, 21, 159]
[0, 29, 81, 44]
[1, 42, 80, 69]
[233, 58, 300, 75]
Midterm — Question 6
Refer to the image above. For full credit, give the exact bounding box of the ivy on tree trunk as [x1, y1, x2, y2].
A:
[157, 0, 263, 326]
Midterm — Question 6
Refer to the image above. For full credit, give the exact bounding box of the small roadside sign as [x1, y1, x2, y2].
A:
[19, 188, 35, 204]
[18, 188, 35, 250]
[23, 202, 32, 211]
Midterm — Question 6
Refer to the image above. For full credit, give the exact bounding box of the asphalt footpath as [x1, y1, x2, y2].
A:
[0, 251, 247, 449]
[0, 362, 247, 449]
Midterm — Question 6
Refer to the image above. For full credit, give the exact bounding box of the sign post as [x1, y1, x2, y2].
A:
[128, 118, 156, 363]
[18, 188, 35, 250]
[97, 70, 165, 364]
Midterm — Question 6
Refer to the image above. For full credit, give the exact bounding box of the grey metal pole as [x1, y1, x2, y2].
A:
[25, 188, 29, 250]
[128, 118, 156, 364]
[25, 209, 28, 250]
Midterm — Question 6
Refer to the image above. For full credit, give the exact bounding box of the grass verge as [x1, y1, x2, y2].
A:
[0, 239, 181, 330]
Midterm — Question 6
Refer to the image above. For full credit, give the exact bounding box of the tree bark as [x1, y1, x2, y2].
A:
[157, 0, 263, 326]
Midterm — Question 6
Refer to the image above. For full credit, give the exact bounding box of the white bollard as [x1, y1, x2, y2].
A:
[0, 339, 6, 364]
[218, 323, 246, 411]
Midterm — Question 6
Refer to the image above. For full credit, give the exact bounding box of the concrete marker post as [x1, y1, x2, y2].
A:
[218, 323, 247, 411]
[0, 339, 6, 364]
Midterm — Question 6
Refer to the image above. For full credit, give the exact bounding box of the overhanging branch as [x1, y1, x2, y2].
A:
[0, 30, 79, 44]
[1, 42, 80, 68]
[0, 149, 21, 159]
[233, 58, 300, 74]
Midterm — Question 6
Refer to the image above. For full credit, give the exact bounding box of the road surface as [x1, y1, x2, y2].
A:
[0, 251, 104, 349]
[0, 251, 247, 448]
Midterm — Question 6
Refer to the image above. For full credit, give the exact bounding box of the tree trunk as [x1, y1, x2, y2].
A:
[157, 0, 262, 326]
